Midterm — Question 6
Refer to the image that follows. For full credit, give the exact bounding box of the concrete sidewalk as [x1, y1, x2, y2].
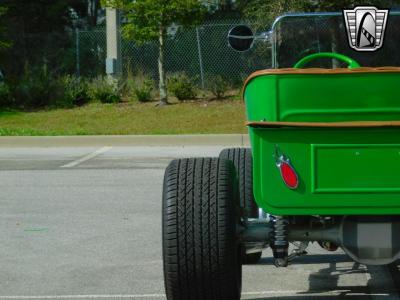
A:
[0, 134, 250, 147]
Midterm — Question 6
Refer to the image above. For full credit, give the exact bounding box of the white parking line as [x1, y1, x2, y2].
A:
[0, 295, 164, 299]
[0, 290, 393, 299]
[60, 147, 113, 168]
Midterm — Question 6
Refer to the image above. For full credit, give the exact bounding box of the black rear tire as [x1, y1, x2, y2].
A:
[219, 148, 258, 218]
[219, 148, 262, 264]
[162, 158, 242, 300]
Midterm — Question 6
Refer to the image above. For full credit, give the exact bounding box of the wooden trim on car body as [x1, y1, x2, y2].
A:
[242, 67, 400, 100]
[247, 120, 400, 128]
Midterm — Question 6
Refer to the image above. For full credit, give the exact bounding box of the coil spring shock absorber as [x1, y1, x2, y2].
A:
[271, 215, 289, 267]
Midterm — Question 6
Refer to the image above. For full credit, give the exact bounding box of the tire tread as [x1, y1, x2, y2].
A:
[163, 158, 241, 300]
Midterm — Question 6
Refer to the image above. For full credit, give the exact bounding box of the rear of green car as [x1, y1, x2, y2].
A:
[244, 68, 400, 215]
[162, 14, 400, 298]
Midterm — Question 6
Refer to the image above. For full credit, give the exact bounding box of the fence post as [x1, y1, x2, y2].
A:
[195, 27, 205, 89]
[75, 28, 80, 77]
[106, 8, 122, 78]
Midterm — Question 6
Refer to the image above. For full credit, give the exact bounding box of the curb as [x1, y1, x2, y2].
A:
[0, 134, 250, 147]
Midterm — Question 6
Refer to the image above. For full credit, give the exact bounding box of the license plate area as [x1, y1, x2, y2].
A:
[311, 144, 400, 193]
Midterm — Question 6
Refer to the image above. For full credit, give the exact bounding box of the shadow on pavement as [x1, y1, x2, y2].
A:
[247, 254, 400, 299]
[257, 254, 352, 265]
[247, 296, 373, 300]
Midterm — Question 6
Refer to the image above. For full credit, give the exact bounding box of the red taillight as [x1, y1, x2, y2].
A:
[274, 145, 299, 189]
[279, 161, 299, 189]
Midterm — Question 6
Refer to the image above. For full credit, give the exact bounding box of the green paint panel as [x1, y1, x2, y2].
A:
[245, 69, 400, 215]
[312, 145, 400, 193]
[245, 73, 400, 123]
[249, 126, 400, 216]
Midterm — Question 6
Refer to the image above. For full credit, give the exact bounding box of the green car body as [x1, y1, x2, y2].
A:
[162, 22, 400, 297]
[244, 65, 400, 216]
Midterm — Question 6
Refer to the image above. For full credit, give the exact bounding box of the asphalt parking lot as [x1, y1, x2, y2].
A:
[0, 145, 400, 299]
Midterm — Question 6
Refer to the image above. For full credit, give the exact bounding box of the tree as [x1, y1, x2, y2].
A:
[87, 0, 101, 27]
[204, 0, 243, 20]
[0, 6, 10, 50]
[104, 0, 206, 105]
[1, 0, 84, 34]
[241, 0, 312, 28]
[241, 0, 400, 26]
[311, 0, 400, 11]
[0, 0, 98, 78]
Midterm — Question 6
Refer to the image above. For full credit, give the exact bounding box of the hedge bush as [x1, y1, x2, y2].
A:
[167, 72, 197, 101]
[208, 75, 229, 99]
[87, 76, 121, 104]
[125, 71, 154, 103]
[0, 82, 12, 108]
[14, 65, 63, 108]
[57, 75, 90, 107]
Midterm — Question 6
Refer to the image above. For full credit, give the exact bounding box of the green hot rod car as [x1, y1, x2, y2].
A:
[162, 13, 400, 300]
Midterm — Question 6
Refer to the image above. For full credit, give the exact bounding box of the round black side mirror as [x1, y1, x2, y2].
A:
[227, 25, 254, 52]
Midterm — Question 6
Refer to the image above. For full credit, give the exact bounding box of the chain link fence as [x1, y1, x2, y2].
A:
[77, 20, 271, 88]
[6, 14, 400, 88]
[76, 13, 400, 88]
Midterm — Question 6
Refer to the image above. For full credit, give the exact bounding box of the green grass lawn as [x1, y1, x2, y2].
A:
[0, 100, 247, 136]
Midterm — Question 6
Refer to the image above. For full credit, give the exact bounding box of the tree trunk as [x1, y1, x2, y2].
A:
[158, 26, 168, 105]
[88, 0, 99, 28]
